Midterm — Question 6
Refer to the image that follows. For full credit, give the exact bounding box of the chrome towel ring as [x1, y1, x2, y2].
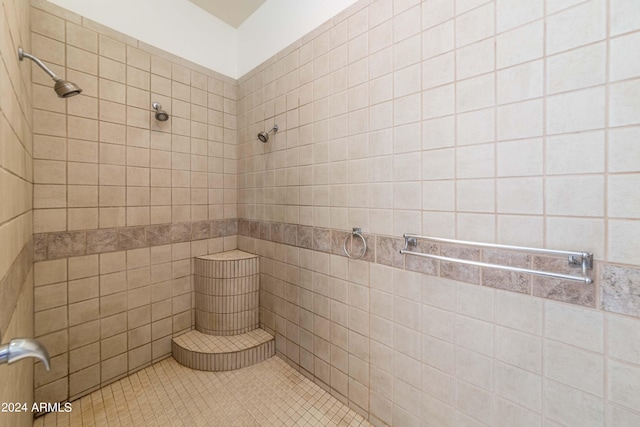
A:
[343, 227, 367, 259]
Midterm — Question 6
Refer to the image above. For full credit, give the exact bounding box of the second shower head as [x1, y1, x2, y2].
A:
[152, 102, 169, 121]
[257, 125, 278, 143]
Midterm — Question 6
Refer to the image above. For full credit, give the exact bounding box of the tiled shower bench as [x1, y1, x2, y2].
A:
[172, 250, 275, 371]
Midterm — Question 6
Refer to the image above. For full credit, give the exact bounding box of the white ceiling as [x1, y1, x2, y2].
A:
[48, 0, 359, 78]
[187, 0, 266, 28]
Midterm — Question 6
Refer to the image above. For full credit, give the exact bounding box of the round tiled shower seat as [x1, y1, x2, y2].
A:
[194, 250, 260, 336]
[172, 249, 274, 372]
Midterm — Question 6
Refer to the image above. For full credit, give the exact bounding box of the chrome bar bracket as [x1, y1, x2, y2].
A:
[568, 253, 593, 270]
[402, 234, 418, 251]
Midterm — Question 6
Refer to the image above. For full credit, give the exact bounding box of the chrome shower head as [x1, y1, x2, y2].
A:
[257, 131, 269, 143]
[18, 47, 82, 98]
[54, 79, 82, 98]
[257, 125, 278, 143]
[152, 102, 169, 121]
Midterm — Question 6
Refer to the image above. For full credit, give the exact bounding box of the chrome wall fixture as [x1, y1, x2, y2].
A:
[400, 234, 594, 284]
[257, 124, 278, 143]
[0, 329, 50, 371]
[152, 102, 169, 121]
[343, 227, 367, 259]
[18, 47, 82, 98]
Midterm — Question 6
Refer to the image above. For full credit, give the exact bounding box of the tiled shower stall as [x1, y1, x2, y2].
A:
[1, 0, 640, 426]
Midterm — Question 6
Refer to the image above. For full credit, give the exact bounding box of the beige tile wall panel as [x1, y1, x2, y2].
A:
[0, 0, 34, 425]
[234, 0, 640, 423]
[29, 0, 239, 405]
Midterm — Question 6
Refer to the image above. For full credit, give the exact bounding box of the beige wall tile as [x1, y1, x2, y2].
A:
[32, 8, 65, 41]
[34, 160, 66, 184]
[496, 291, 542, 335]
[67, 22, 97, 52]
[545, 379, 604, 426]
[68, 185, 98, 207]
[34, 135, 66, 161]
[547, 86, 605, 135]
[35, 259, 67, 286]
[32, 32, 66, 65]
[495, 361, 541, 413]
[455, 379, 493, 425]
[34, 282, 67, 312]
[69, 342, 100, 373]
[607, 314, 640, 365]
[496, 326, 542, 374]
[68, 117, 99, 141]
[101, 353, 127, 383]
[69, 364, 100, 397]
[128, 343, 151, 370]
[545, 300, 603, 353]
[99, 56, 126, 82]
[545, 340, 604, 396]
[68, 321, 98, 350]
[68, 207, 98, 230]
[67, 46, 98, 75]
[100, 122, 126, 144]
[547, 43, 606, 94]
[68, 298, 99, 326]
[68, 276, 99, 303]
[128, 46, 150, 71]
[35, 306, 68, 336]
[34, 184, 66, 208]
[455, 315, 494, 357]
[99, 35, 125, 62]
[608, 359, 640, 413]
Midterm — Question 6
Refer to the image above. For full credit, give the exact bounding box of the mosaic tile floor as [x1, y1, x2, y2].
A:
[33, 356, 371, 427]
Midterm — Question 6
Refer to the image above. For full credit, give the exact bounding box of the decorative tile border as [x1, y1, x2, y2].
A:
[172, 329, 275, 371]
[601, 265, 640, 317]
[30, 217, 640, 318]
[33, 219, 238, 261]
[237, 218, 640, 315]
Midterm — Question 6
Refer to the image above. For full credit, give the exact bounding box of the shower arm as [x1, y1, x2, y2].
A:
[18, 48, 60, 82]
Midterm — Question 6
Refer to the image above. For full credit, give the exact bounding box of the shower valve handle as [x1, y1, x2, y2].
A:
[0, 330, 51, 371]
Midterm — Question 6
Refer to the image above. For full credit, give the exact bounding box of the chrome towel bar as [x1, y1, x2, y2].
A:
[400, 233, 593, 284]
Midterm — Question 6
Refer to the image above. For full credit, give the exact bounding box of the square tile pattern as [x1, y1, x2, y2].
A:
[33, 357, 371, 426]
